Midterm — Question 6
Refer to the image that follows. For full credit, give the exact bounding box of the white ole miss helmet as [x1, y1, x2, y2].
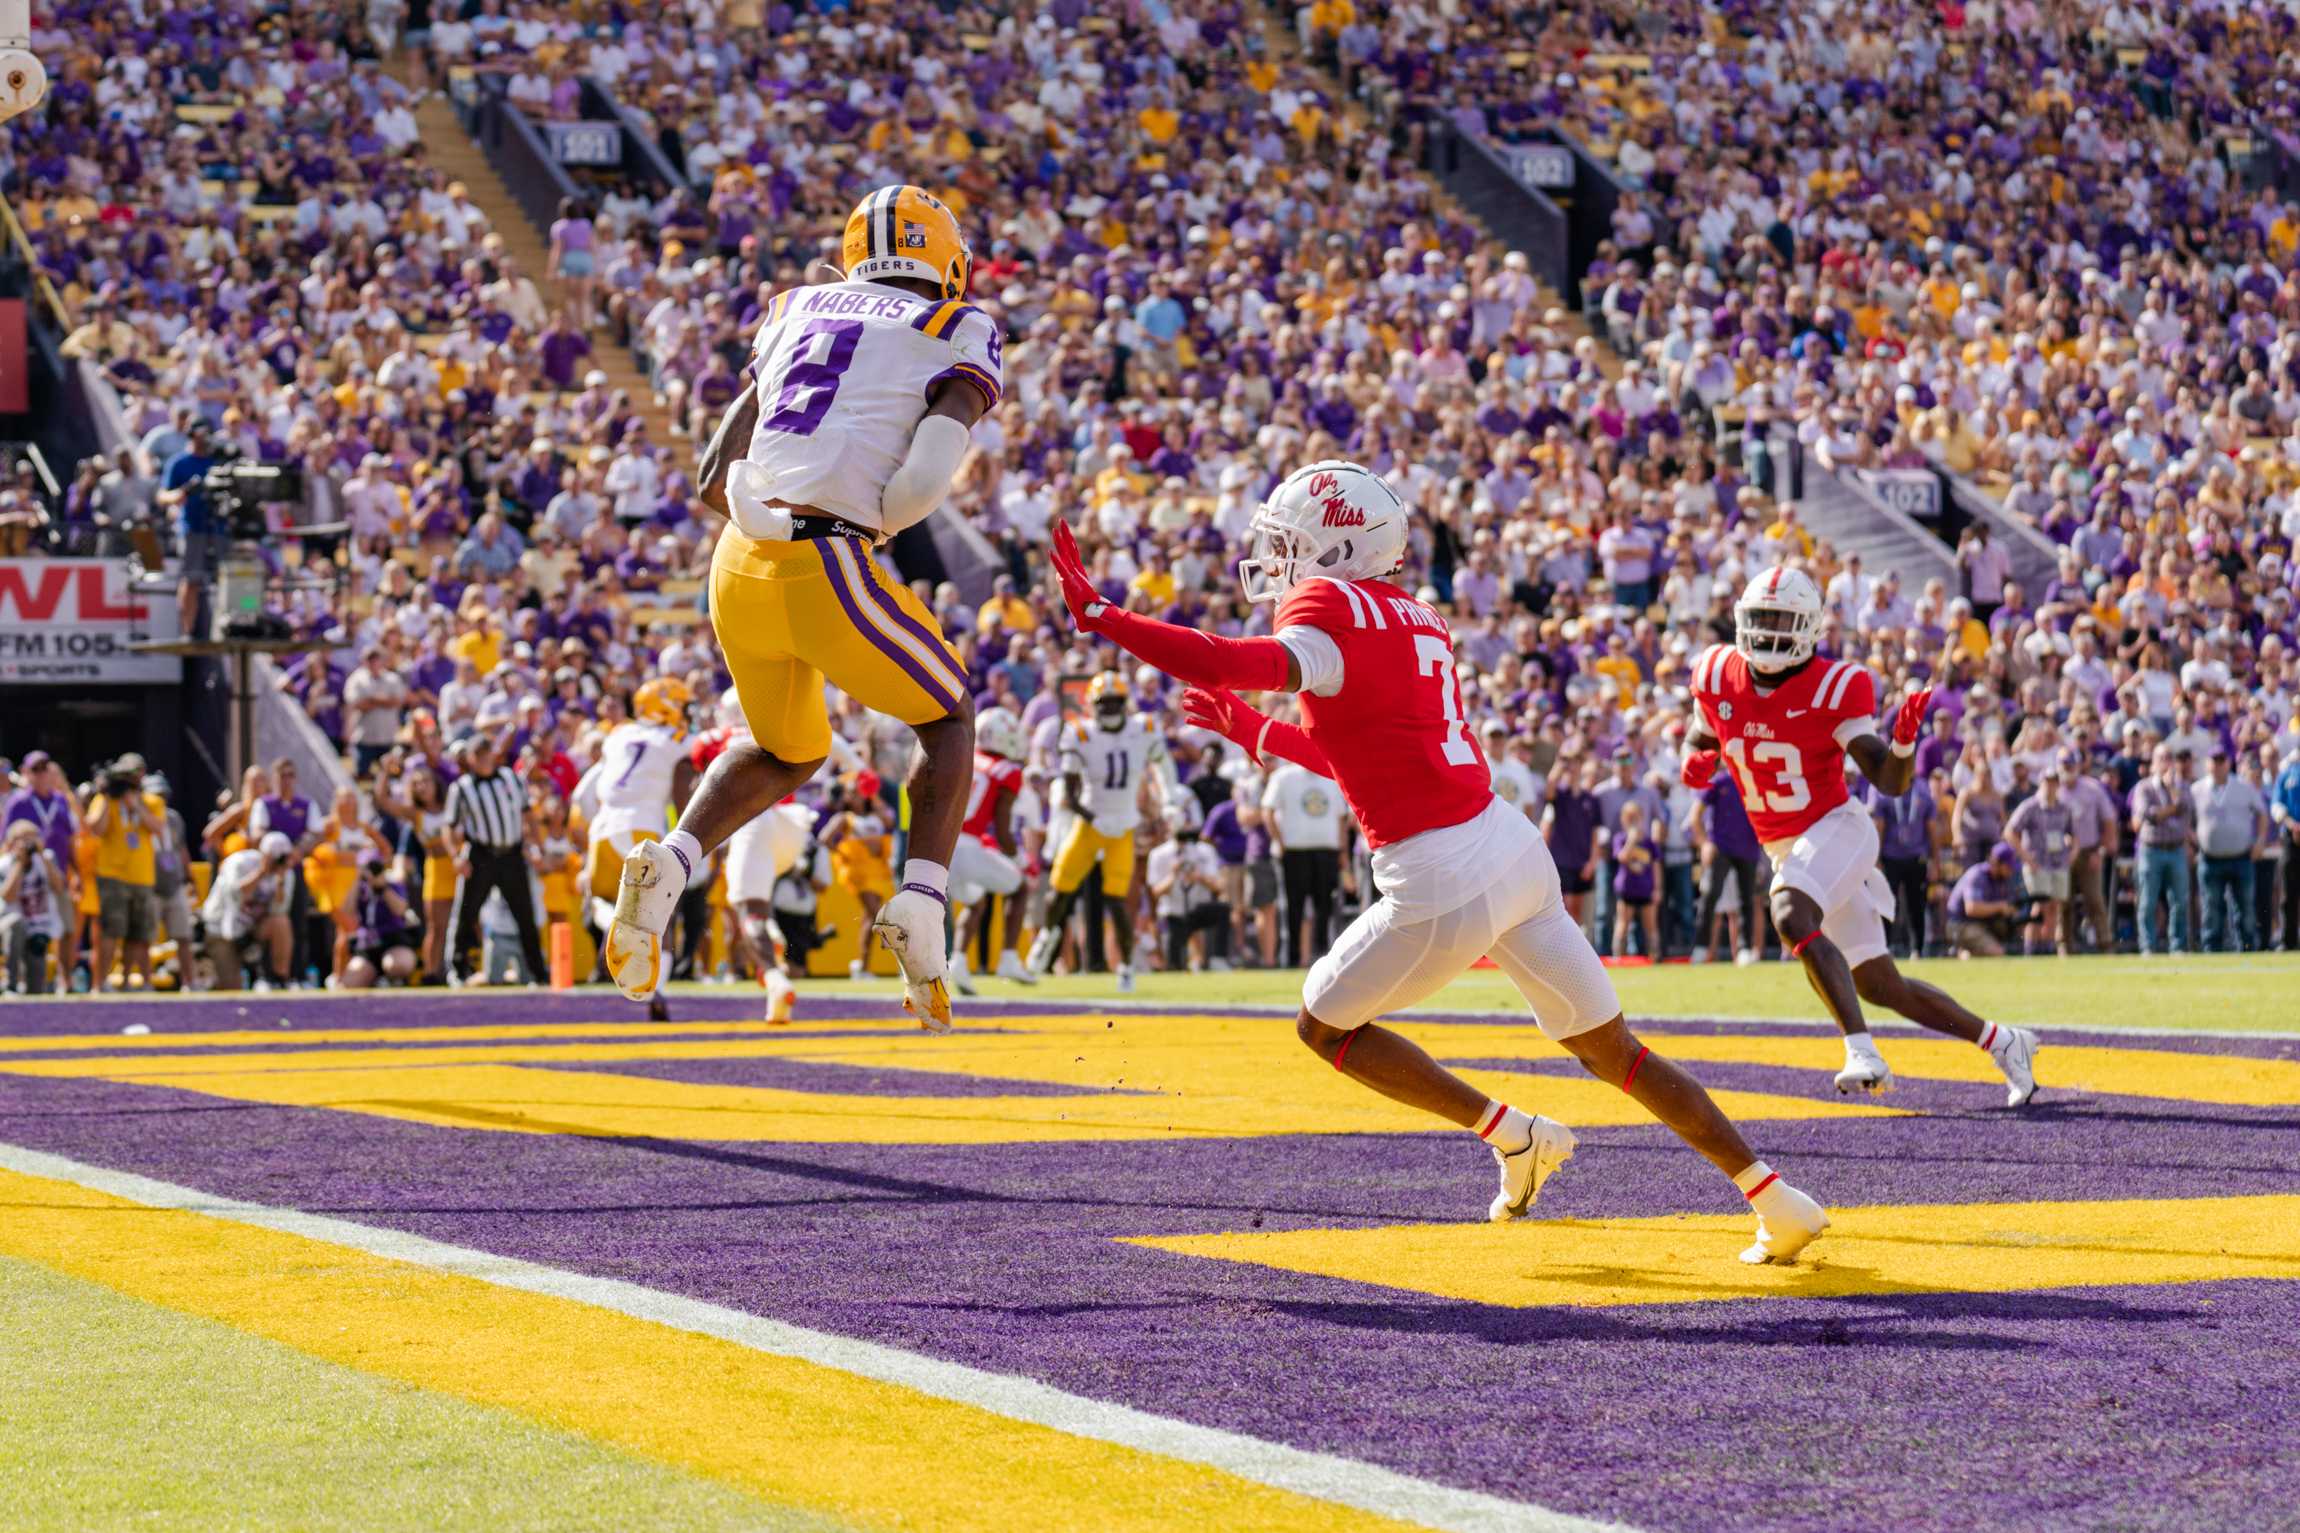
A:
[1238, 459, 1409, 604]
[976, 705, 1025, 761]
[1734, 564, 1825, 671]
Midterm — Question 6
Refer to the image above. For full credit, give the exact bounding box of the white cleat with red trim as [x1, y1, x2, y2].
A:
[1739, 1174, 1830, 1265]
[1487, 1113, 1577, 1222]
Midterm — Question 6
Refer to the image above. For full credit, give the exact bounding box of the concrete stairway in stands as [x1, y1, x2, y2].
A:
[399, 64, 677, 447]
[1797, 470, 1958, 584]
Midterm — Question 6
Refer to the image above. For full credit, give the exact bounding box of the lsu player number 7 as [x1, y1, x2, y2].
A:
[607, 185, 1000, 1032]
[1048, 462, 1828, 1262]
[1684, 567, 2040, 1104]
[1025, 671, 1175, 993]
[572, 677, 697, 1020]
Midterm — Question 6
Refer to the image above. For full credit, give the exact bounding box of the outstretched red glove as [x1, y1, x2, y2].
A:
[1049, 519, 1113, 635]
[1681, 748, 1720, 791]
[1182, 687, 1336, 776]
[1890, 687, 1935, 748]
[1048, 521, 1291, 691]
[1181, 686, 1267, 745]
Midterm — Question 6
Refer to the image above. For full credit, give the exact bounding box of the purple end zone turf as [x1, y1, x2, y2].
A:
[1, 1005, 2295, 1533]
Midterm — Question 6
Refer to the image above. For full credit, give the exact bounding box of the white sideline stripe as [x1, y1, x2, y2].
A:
[903, 995, 2300, 1042]
[0, 1141, 1635, 1533]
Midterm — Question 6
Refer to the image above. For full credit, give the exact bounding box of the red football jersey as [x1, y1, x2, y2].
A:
[1277, 577, 1492, 849]
[962, 750, 1023, 847]
[689, 726, 739, 771]
[1689, 644, 1879, 843]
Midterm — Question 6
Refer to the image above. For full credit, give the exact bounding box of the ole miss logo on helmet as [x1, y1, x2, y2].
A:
[1307, 471, 1366, 528]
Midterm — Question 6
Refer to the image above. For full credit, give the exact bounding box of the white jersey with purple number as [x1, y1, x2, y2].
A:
[586, 721, 682, 842]
[732, 280, 1003, 537]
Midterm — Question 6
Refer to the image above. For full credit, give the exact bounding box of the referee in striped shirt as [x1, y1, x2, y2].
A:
[445, 733, 546, 985]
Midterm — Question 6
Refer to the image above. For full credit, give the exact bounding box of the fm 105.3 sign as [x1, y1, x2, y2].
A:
[0, 559, 182, 684]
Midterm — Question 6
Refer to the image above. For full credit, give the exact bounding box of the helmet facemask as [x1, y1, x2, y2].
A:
[1734, 600, 1820, 672]
[1238, 517, 1387, 604]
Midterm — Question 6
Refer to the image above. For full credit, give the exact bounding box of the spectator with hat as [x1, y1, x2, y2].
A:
[1946, 842, 2024, 960]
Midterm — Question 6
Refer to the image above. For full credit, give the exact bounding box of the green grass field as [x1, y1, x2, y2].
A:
[0, 1256, 839, 1533]
[912, 951, 2300, 1035]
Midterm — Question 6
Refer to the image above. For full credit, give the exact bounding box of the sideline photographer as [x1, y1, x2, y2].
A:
[202, 831, 297, 991]
[85, 754, 168, 990]
[1945, 841, 2025, 959]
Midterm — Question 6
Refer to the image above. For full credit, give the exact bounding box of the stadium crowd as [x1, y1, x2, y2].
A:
[6, 0, 2300, 993]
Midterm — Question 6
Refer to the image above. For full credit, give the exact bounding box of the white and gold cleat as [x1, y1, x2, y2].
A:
[873, 886, 954, 1033]
[604, 840, 687, 1002]
[763, 969, 796, 1025]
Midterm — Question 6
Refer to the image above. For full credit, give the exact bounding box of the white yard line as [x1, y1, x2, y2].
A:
[1024, 994, 2300, 1042]
[0, 1141, 1636, 1533]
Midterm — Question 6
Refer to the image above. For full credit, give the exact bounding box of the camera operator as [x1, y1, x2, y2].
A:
[202, 831, 297, 991]
[341, 856, 420, 989]
[1147, 806, 1231, 973]
[1945, 841, 2024, 959]
[85, 754, 168, 990]
[154, 421, 221, 636]
[0, 820, 69, 994]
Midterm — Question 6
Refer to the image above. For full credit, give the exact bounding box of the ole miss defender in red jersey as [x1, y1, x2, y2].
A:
[1686, 567, 2040, 1104]
[1050, 461, 1828, 1264]
[946, 705, 1034, 994]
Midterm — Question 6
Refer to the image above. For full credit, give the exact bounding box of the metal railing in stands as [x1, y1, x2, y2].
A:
[1550, 131, 1628, 308]
[461, 86, 586, 234]
[577, 77, 687, 192]
[252, 652, 355, 804]
[0, 192, 72, 329]
[1422, 125, 1570, 299]
[1934, 463, 2061, 597]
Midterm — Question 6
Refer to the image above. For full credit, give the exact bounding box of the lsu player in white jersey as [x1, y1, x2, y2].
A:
[575, 677, 698, 1018]
[608, 185, 999, 1032]
[1027, 672, 1174, 992]
[947, 705, 1034, 995]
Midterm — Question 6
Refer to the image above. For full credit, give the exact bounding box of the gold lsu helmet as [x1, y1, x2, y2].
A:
[842, 184, 971, 300]
[633, 676, 695, 734]
[1086, 670, 1129, 728]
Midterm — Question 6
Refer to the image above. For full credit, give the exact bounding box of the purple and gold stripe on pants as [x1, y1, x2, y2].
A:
[815, 538, 967, 714]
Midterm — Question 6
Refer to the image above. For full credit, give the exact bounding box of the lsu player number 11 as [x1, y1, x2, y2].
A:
[1049, 461, 1829, 1263]
[607, 185, 1000, 1032]
[1685, 566, 2039, 1104]
[1026, 672, 1175, 993]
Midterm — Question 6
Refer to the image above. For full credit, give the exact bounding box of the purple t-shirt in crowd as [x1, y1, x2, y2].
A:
[1611, 831, 1657, 900]
[1202, 799, 1247, 866]
[2, 788, 76, 867]
[1699, 776, 1762, 861]
[253, 792, 316, 843]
